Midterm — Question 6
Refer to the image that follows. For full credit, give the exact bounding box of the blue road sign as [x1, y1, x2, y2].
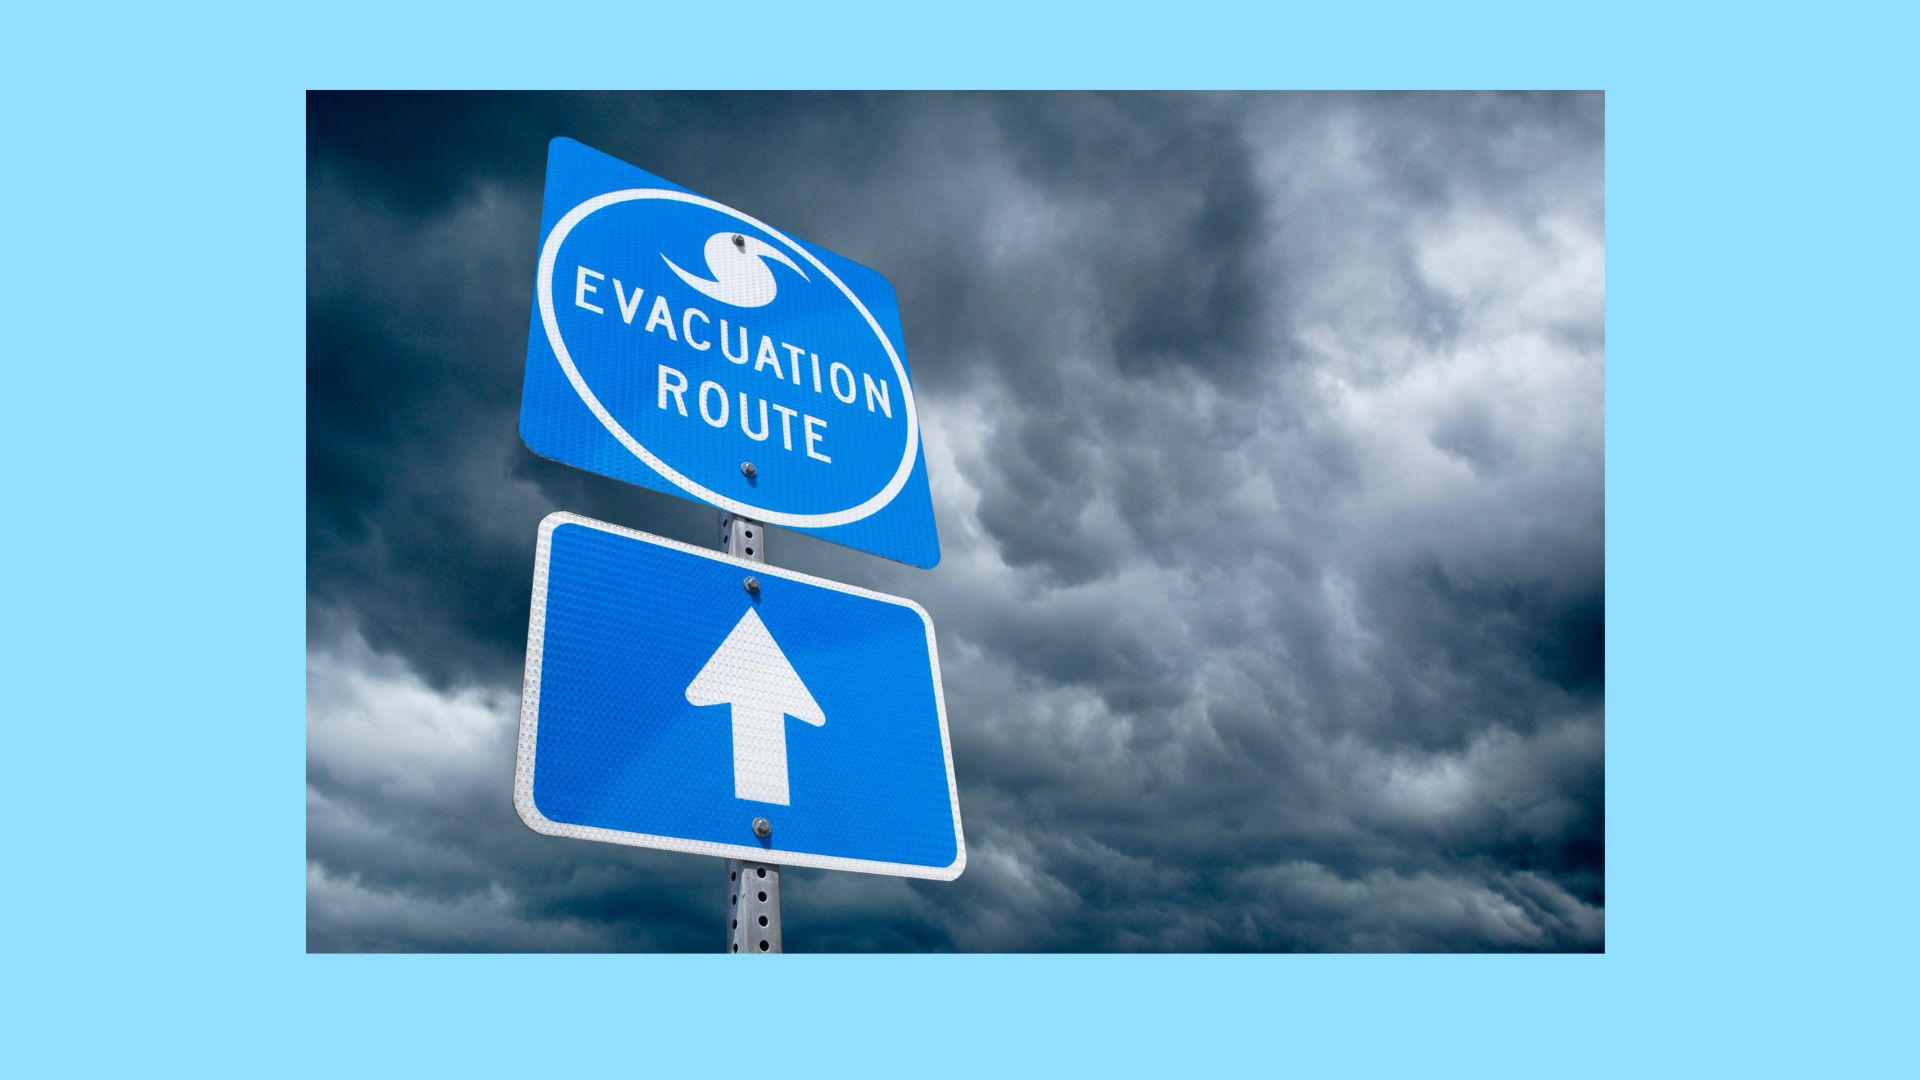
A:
[520, 138, 941, 568]
[514, 513, 965, 879]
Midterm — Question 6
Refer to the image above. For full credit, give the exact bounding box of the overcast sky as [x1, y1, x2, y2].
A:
[307, 91, 1603, 952]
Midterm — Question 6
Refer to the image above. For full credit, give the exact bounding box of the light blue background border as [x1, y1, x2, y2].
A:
[9, 2, 1913, 1074]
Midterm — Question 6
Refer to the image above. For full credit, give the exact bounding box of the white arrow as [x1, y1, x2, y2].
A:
[685, 607, 825, 806]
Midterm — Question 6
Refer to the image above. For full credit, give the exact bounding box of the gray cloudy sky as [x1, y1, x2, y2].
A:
[307, 91, 1603, 952]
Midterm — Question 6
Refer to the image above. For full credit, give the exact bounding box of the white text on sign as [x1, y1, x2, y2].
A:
[574, 265, 898, 465]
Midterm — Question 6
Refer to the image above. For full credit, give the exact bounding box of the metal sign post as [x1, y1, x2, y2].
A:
[726, 858, 781, 954]
[512, 138, 964, 957]
[720, 509, 781, 954]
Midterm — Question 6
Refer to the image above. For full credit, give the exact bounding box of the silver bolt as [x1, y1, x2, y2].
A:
[752, 817, 772, 839]
[740, 461, 757, 478]
[743, 576, 760, 594]
[732, 234, 746, 250]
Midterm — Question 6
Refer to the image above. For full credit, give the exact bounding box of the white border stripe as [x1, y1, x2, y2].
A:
[513, 511, 966, 880]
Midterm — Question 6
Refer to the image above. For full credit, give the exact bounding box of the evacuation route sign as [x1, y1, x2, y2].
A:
[513, 512, 965, 880]
[519, 137, 941, 568]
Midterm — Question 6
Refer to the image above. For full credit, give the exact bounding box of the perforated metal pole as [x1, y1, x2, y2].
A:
[720, 509, 782, 954]
[726, 858, 782, 954]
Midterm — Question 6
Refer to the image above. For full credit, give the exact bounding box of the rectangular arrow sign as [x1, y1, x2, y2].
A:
[520, 137, 942, 568]
[514, 512, 965, 879]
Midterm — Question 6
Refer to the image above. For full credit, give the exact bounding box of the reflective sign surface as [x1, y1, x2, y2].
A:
[520, 138, 941, 567]
[515, 513, 964, 879]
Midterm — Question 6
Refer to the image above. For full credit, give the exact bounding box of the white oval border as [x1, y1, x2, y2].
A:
[537, 189, 919, 528]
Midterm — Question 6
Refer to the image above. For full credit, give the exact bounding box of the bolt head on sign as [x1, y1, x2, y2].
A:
[520, 138, 941, 568]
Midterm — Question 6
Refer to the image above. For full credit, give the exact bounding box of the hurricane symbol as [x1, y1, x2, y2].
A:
[662, 231, 808, 309]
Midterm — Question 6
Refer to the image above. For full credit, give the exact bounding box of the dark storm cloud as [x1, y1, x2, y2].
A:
[307, 91, 1603, 952]
[984, 93, 1272, 382]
